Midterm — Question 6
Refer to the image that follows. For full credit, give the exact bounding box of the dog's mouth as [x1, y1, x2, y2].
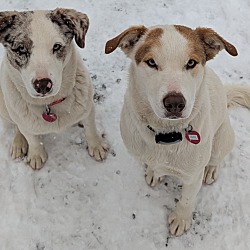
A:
[165, 112, 184, 119]
[152, 107, 186, 120]
[166, 116, 182, 120]
[34, 89, 53, 98]
[153, 111, 186, 120]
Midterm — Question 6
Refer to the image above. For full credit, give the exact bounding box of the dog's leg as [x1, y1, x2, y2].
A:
[11, 127, 28, 159]
[19, 130, 48, 170]
[145, 165, 163, 187]
[82, 104, 109, 161]
[204, 117, 235, 184]
[168, 171, 203, 236]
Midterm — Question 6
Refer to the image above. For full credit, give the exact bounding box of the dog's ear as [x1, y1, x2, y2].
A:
[50, 8, 89, 48]
[0, 11, 18, 42]
[195, 27, 238, 61]
[105, 26, 147, 56]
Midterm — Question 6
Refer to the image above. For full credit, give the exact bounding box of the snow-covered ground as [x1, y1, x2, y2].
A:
[0, 0, 250, 249]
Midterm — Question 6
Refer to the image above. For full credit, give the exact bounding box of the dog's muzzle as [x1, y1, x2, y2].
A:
[33, 78, 53, 95]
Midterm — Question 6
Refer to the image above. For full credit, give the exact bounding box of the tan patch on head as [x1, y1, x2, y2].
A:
[174, 25, 206, 65]
[135, 28, 163, 64]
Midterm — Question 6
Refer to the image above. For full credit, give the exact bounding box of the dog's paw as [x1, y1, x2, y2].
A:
[11, 133, 28, 159]
[168, 211, 192, 236]
[26, 146, 48, 170]
[145, 167, 163, 187]
[87, 137, 109, 161]
[203, 165, 218, 184]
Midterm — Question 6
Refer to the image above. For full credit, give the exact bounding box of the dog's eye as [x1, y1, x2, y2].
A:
[53, 43, 62, 53]
[186, 59, 198, 69]
[145, 59, 158, 69]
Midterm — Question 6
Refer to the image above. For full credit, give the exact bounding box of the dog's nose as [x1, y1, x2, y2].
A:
[163, 92, 186, 113]
[33, 78, 53, 95]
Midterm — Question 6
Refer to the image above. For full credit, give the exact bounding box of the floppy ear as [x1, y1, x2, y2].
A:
[105, 26, 147, 56]
[0, 11, 18, 42]
[195, 27, 238, 61]
[50, 8, 89, 48]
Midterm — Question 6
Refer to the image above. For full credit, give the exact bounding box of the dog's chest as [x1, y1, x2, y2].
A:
[5, 91, 88, 134]
[152, 138, 210, 163]
[29, 99, 86, 133]
[121, 112, 212, 179]
[148, 139, 210, 172]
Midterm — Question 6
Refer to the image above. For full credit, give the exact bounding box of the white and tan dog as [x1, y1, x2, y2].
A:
[105, 25, 250, 235]
[0, 9, 108, 169]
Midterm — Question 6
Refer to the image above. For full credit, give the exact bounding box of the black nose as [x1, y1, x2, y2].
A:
[163, 92, 186, 113]
[33, 78, 53, 94]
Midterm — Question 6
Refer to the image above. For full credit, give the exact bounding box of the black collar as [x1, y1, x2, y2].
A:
[147, 124, 201, 145]
[147, 125, 183, 145]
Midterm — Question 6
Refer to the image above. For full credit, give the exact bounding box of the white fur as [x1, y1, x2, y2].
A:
[20, 11, 69, 98]
[106, 24, 250, 236]
[0, 10, 108, 169]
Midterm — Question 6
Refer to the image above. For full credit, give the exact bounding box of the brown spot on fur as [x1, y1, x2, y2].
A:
[105, 26, 147, 55]
[0, 11, 32, 42]
[48, 8, 89, 48]
[135, 28, 163, 64]
[195, 27, 238, 60]
[174, 25, 206, 65]
[0, 11, 17, 36]
[146, 28, 164, 42]
[53, 45, 68, 61]
[175, 25, 237, 62]
[0, 11, 33, 70]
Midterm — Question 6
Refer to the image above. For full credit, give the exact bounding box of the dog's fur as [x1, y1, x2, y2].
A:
[105, 25, 250, 236]
[0, 9, 108, 169]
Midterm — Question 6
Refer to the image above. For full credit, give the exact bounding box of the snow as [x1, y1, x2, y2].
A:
[0, 0, 250, 249]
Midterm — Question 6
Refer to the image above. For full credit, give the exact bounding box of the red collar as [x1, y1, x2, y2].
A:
[49, 97, 66, 106]
[42, 97, 66, 123]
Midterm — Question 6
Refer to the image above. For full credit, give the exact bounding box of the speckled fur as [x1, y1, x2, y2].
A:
[0, 11, 33, 69]
[0, 9, 108, 170]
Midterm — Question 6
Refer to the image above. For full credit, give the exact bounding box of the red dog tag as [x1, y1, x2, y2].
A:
[185, 130, 200, 144]
[42, 112, 57, 122]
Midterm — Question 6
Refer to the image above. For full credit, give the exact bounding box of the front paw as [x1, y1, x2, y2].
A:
[11, 133, 28, 160]
[145, 167, 163, 187]
[26, 146, 48, 170]
[203, 165, 219, 184]
[168, 211, 192, 236]
[87, 136, 109, 161]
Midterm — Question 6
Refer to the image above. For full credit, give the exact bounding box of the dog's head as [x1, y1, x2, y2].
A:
[105, 25, 237, 120]
[0, 8, 89, 98]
